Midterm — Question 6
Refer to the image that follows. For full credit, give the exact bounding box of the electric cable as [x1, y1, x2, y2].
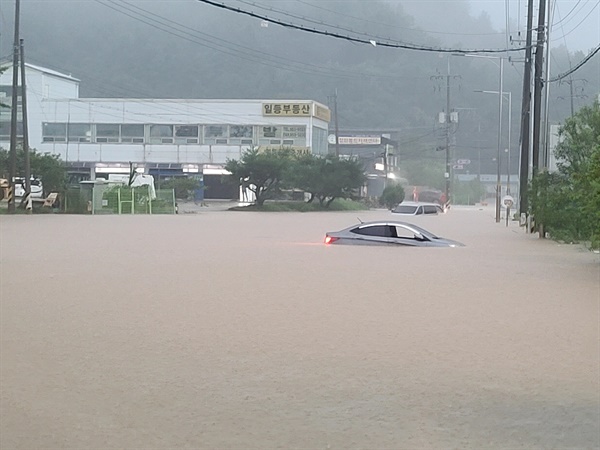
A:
[95, 0, 423, 82]
[548, 44, 600, 82]
[295, 0, 505, 37]
[196, 0, 527, 54]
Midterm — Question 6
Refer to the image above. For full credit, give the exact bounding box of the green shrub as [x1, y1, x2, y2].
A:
[380, 184, 405, 209]
[231, 199, 366, 212]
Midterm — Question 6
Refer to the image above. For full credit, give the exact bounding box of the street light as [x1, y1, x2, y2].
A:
[474, 90, 512, 196]
[454, 53, 505, 223]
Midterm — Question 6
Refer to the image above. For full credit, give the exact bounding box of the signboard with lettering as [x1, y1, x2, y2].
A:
[502, 195, 514, 208]
[257, 146, 310, 155]
[282, 126, 306, 138]
[262, 102, 331, 123]
[263, 103, 311, 117]
[338, 136, 381, 145]
[314, 104, 331, 122]
[260, 126, 280, 138]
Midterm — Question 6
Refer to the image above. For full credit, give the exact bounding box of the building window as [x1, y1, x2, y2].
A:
[0, 121, 22, 140]
[121, 124, 144, 143]
[204, 125, 228, 144]
[149, 124, 174, 144]
[42, 122, 67, 142]
[229, 125, 254, 145]
[312, 126, 328, 155]
[174, 125, 199, 144]
[259, 126, 282, 146]
[68, 124, 91, 143]
[282, 126, 306, 146]
[95, 124, 120, 143]
[0, 121, 11, 141]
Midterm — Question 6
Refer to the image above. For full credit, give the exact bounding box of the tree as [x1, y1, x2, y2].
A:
[224, 147, 293, 206]
[291, 154, 366, 207]
[287, 153, 321, 203]
[0, 146, 67, 196]
[530, 101, 600, 247]
[380, 183, 405, 209]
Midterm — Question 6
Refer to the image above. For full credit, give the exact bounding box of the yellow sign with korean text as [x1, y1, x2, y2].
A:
[263, 103, 311, 117]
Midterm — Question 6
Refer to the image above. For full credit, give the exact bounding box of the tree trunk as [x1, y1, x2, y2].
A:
[255, 187, 264, 206]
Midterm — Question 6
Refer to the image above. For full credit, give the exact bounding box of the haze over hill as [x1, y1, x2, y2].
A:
[0, 0, 598, 175]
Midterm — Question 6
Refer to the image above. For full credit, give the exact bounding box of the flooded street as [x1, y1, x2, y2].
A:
[1, 206, 599, 448]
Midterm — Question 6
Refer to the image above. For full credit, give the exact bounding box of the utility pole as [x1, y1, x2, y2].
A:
[495, 58, 504, 223]
[334, 89, 340, 158]
[532, 0, 548, 238]
[518, 0, 535, 216]
[8, 0, 21, 214]
[559, 78, 587, 117]
[532, 0, 547, 174]
[445, 66, 451, 205]
[19, 39, 32, 213]
[431, 59, 460, 205]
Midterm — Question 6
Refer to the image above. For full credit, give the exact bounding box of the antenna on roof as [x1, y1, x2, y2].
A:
[357, 217, 363, 223]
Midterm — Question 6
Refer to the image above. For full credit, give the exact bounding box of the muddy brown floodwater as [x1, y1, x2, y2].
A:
[1, 205, 599, 449]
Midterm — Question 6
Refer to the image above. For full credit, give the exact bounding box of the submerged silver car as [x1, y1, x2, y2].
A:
[324, 220, 464, 247]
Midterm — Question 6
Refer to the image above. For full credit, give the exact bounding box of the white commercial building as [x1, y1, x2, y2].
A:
[0, 63, 330, 196]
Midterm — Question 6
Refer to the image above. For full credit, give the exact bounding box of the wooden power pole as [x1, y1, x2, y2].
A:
[8, 0, 21, 213]
[518, 0, 535, 216]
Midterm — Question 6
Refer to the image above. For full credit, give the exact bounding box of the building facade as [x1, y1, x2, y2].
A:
[0, 63, 330, 197]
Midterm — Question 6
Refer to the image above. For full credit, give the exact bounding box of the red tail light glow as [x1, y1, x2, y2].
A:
[324, 236, 338, 244]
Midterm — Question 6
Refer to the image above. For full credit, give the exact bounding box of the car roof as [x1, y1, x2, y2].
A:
[397, 201, 440, 207]
[356, 220, 415, 227]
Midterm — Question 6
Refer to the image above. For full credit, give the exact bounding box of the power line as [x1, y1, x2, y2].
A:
[296, 0, 506, 37]
[549, 0, 583, 28]
[550, 1, 599, 44]
[548, 44, 600, 83]
[94, 0, 367, 82]
[196, 0, 527, 54]
[93, 0, 426, 82]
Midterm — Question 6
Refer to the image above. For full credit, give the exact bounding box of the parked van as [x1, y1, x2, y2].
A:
[392, 201, 444, 215]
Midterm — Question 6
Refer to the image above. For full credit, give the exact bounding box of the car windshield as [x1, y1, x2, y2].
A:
[395, 205, 417, 214]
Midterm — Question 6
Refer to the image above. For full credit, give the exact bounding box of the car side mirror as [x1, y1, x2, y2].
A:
[414, 233, 425, 241]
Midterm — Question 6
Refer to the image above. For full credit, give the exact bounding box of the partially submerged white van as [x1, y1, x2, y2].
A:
[391, 201, 445, 215]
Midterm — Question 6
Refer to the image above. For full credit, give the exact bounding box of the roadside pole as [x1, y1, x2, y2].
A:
[20, 39, 32, 213]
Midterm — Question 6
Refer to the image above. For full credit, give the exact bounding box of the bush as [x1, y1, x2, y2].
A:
[160, 177, 202, 199]
[379, 184, 405, 209]
[230, 199, 367, 212]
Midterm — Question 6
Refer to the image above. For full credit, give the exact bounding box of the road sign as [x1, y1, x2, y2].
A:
[457, 159, 471, 165]
[502, 195, 514, 208]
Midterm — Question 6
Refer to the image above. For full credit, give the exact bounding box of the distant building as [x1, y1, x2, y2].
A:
[0, 63, 330, 199]
[328, 129, 404, 197]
